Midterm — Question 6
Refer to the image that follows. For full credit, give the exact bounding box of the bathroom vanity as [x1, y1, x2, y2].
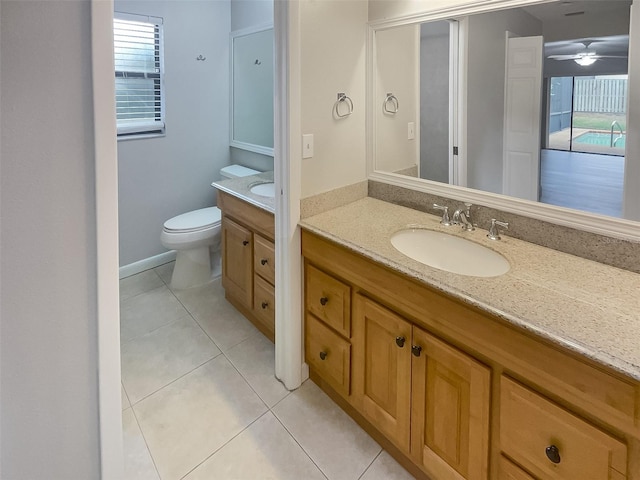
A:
[300, 198, 640, 480]
[214, 173, 275, 342]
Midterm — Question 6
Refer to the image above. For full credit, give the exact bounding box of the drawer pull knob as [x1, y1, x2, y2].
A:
[261, 258, 268, 265]
[319, 297, 329, 306]
[261, 301, 269, 309]
[545, 445, 561, 464]
[395, 336, 406, 347]
[411, 345, 422, 357]
[243, 240, 249, 246]
[319, 351, 327, 360]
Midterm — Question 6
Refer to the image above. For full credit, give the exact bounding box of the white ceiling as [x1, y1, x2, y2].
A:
[523, 1, 631, 58]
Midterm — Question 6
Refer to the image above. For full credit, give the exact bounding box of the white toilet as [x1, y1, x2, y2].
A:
[161, 164, 260, 289]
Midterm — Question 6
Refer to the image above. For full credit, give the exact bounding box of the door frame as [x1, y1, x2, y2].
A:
[91, 1, 301, 477]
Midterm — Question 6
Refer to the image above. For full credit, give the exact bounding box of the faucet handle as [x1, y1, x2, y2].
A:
[487, 219, 509, 240]
[433, 204, 451, 226]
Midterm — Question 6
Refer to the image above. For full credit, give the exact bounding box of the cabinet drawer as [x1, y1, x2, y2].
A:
[254, 234, 275, 285]
[305, 264, 351, 338]
[253, 274, 275, 340]
[500, 376, 627, 480]
[305, 313, 351, 397]
[498, 456, 535, 480]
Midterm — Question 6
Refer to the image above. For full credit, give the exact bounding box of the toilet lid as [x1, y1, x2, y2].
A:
[164, 207, 221, 232]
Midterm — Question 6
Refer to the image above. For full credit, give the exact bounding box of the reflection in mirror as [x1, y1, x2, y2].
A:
[373, 0, 633, 220]
[230, 25, 274, 156]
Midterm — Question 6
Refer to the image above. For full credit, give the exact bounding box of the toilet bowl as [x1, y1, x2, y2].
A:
[161, 164, 260, 289]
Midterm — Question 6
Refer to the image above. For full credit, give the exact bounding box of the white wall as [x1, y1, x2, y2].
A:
[116, 0, 231, 267]
[0, 1, 100, 477]
[231, 0, 273, 30]
[465, 8, 542, 194]
[230, 0, 275, 172]
[375, 24, 420, 175]
[300, 0, 368, 197]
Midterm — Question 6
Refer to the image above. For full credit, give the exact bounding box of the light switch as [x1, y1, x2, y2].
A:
[408, 122, 415, 140]
[302, 134, 314, 159]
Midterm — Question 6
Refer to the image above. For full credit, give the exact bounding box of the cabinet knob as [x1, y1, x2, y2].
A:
[319, 351, 327, 360]
[261, 258, 268, 265]
[242, 240, 249, 246]
[261, 301, 269, 309]
[411, 345, 422, 357]
[319, 297, 329, 306]
[545, 445, 561, 464]
[395, 336, 406, 348]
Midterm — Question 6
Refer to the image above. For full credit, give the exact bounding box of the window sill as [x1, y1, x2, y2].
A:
[117, 131, 166, 142]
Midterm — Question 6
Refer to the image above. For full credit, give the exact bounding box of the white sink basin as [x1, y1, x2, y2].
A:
[250, 182, 275, 198]
[391, 229, 510, 277]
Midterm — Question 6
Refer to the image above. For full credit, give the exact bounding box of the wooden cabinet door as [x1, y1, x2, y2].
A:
[411, 326, 491, 480]
[221, 217, 253, 309]
[352, 294, 412, 452]
[498, 456, 535, 480]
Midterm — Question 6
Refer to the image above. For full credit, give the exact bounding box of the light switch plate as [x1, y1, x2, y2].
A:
[408, 122, 415, 140]
[302, 134, 314, 158]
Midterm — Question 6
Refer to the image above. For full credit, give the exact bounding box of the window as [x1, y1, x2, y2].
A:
[114, 13, 165, 137]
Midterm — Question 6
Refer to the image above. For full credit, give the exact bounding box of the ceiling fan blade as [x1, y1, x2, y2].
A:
[548, 54, 582, 60]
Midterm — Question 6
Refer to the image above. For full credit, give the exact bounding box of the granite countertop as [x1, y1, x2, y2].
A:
[212, 171, 275, 213]
[300, 197, 640, 382]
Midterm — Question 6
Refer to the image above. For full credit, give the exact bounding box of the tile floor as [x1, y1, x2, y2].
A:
[121, 262, 414, 480]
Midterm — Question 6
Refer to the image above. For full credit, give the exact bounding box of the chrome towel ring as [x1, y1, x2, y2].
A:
[334, 93, 354, 118]
[383, 93, 399, 114]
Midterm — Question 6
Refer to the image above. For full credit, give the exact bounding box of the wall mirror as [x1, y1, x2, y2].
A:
[230, 24, 274, 156]
[368, 0, 640, 239]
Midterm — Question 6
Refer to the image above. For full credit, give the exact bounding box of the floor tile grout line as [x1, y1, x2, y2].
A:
[177, 410, 272, 480]
[120, 282, 172, 309]
[270, 407, 331, 480]
[129, 400, 163, 480]
[120, 312, 196, 348]
[121, 381, 132, 410]
[127, 354, 222, 408]
[119, 269, 165, 302]
[357, 449, 384, 480]
[221, 337, 293, 411]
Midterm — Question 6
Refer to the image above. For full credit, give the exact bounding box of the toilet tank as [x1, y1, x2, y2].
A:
[220, 164, 260, 179]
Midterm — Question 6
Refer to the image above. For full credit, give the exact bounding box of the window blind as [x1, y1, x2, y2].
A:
[114, 13, 165, 136]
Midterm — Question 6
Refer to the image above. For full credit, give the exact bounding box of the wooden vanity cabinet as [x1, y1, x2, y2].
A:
[221, 217, 253, 309]
[218, 190, 275, 341]
[352, 293, 490, 479]
[302, 229, 639, 480]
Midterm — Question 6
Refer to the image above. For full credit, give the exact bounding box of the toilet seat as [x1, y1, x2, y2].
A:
[163, 207, 221, 233]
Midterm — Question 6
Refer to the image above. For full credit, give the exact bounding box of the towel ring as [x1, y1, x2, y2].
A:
[383, 93, 399, 114]
[334, 93, 354, 118]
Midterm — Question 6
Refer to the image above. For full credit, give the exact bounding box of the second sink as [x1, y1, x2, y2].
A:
[249, 182, 275, 198]
[391, 228, 510, 277]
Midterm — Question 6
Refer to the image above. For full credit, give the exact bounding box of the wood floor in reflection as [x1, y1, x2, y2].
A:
[539, 149, 624, 218]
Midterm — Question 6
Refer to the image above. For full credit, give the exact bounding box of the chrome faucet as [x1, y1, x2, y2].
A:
[487, 219, 509, 240]
[432, 204, 451, 226]
[452, 203, 475, 231]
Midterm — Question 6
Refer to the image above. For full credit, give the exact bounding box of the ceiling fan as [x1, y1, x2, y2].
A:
[548, 41, 628, 66]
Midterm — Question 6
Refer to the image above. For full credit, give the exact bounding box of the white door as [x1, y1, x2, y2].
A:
[502, 35, 543, 201]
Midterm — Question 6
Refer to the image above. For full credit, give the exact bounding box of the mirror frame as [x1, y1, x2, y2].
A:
[230, 23, 274, 156]
[366, 0, 640, 241]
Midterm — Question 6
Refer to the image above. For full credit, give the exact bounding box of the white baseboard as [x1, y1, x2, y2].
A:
[119, 251, 177, 279]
